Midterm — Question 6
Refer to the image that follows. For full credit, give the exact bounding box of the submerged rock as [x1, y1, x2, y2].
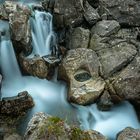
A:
[58, 48, 105, 105]
[117, 127, 140, 140]
[0, 91, 34, 116]
[24, 112, 107, 140]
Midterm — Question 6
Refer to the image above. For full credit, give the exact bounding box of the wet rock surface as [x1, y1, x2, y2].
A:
[24, 112, 107, 140]
[0, 1, 32, 54]
[20, 54, 60, 79]
[117, 127, 140, 140]
[0, 91, 34, 116]
[58, 48, 105, 105]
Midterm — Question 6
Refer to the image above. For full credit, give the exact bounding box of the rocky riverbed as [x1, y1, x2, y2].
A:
[0, 0, 140, 139]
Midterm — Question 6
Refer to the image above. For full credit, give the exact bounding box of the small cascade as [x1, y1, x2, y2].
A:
[30, 10, 57, 56]
[75, 102, 140, 140]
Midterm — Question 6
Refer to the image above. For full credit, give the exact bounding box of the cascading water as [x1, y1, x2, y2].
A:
[0, 9, 140, 140]
[29, 10, 57, 57]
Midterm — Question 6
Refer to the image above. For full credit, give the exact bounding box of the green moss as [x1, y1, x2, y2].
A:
[70, 127, 90, 140]
[38, 116, 65, 139]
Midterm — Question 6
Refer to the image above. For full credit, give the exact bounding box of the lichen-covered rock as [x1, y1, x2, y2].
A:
[91, 20, 120, 37]
[99, 0, 140, 26]
[117, 127, 140, 140]
[58, 48, 105, 105]
[67, 27, 90, 49]
[97, 42, 137, 78]
[0, 91, 34, 116]
[24, 112, 107, 140]
[84, 1, 100, 26]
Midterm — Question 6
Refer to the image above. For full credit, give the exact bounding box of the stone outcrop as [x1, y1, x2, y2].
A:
[0, 91, 34, 116]
[42, 0, 84, 28]
[91, 20, 120, 37]
[97, 42, 137, 78]
[117, 127, 140, 140]
[84, 1, 100, 26]
[99, 0, 140, 26]
[20, 54, 60, 79]
[24, 112, 107, 140]
[0, 1, 32, 54]
[111, 56, 140, 104]
[67, 27, 90, 49]
[58, 48, 105, 105]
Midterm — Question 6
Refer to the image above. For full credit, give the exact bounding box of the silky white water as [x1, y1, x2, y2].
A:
[29, 10, 57, 57]
[0, 11, 139, 140]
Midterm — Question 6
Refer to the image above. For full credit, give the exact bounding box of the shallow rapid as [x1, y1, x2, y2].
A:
[0, 10, 139, 140]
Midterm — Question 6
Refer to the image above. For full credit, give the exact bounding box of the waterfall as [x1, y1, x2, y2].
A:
[0, 10, 139, 140]
[29, 10, 57, 57]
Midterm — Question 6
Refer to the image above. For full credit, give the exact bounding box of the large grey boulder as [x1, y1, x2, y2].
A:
[58, 48, 105, 105]
[97, 42, 137, 78]
[112, 56, 140, 104]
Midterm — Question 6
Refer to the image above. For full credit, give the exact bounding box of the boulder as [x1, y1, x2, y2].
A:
[111, 56, 140, 104]
[0, 1, 32, 54]
[89, 34, 109, 51]
[117, 127, 140, 140]
[43, 0, 84, 28]
[91, 20, 120, 37]
[84, 1, 100, 26]
[24, 112, 107, 140]
[58, 48, 105, 105]
[99, 0, 140, 26]
[20, 54, 60, 79]
[97, 42, 137, 78]
[20, 55, 49, 79]
[97, 90, 113, 111]
[0, 91, 34, 116]
[67, 27, 90, 49]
